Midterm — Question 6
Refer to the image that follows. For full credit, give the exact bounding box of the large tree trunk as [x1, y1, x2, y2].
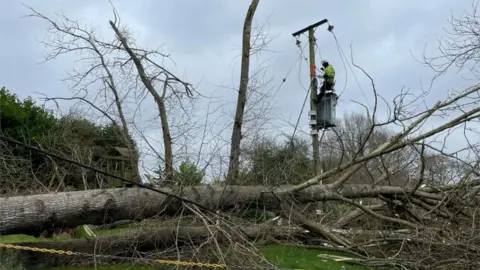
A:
[0, 184, 445, 236]
[226, 0, 260, 185]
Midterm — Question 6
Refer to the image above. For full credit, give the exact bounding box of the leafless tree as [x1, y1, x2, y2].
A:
[226, 0, 261, 185]
[422, 0, 480, 79]
[319, 112, 417, 187]
[0, 139, 39, 195]
[25, 3, 195, 182]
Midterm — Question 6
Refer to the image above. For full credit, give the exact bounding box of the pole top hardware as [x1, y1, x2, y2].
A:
[292, 19, 328, 37]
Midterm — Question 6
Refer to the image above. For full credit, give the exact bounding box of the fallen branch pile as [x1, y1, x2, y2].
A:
[1, 180, 480, 269]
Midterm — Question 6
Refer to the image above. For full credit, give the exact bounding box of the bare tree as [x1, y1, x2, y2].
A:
[319, 112, 417, 187]
[226, 0, 261, 185]
[26, 4, 194, 182]
[107, 14, 193, 181]
[25, 7, 143, 183]
[422, 0, 480, 79]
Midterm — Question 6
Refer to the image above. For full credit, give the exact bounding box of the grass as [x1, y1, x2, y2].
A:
[1, 227, 379, 270]
[0, 234, 70, 243]
[41, 246, 376, 270]
[261, 245, 374, 270]
[41, 246, 374, 270]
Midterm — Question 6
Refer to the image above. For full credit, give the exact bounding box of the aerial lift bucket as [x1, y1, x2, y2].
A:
[316, 90, 338, 130]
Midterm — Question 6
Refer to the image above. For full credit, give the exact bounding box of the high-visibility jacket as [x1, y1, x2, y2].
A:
[321, 65, 335, 84]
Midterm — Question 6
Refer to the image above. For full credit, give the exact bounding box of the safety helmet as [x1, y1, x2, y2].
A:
[321, 60, 329, 66]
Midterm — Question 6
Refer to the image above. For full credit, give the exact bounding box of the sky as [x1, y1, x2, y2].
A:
[0, 0, 477, 180]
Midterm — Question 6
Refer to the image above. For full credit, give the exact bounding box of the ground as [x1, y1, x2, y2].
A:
[0, 225, 377, 270]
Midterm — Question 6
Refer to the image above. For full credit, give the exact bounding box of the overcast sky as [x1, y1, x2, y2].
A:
[0, 0, 476, 179]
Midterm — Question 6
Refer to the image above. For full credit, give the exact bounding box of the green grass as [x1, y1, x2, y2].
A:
[0, 234, 37, 243]
[262, 245, 374, 270]
[42, 245, 375, 270]
[0, 234, 71, 243]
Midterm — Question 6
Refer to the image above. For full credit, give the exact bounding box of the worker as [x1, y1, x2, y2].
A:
[316, 60, 335, 103]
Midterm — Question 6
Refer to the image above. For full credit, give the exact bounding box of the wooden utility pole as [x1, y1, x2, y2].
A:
[292, 19, 328, 176]
[307, 28, 320, 175]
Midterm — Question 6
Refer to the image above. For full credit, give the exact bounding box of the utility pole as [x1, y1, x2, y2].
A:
[292, 19, 328, 176]
[307, 28, 320, 176]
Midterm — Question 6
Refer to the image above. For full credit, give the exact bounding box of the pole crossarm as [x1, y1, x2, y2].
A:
[292, 19, 328, 37]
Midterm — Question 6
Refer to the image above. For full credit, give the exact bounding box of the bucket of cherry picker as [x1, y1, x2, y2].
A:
[316, 90, 338, 130]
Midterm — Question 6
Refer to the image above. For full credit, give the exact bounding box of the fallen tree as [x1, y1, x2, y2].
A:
[0, 183, 469, 236]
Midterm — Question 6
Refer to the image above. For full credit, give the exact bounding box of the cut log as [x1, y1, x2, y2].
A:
[0, 184, 443, 235]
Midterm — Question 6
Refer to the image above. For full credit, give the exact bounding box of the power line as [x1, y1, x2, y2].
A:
[321, 37, 348, 98]
[272, 53, 301, 97]
[329, 30, 371, 108]
[314, 41, 323, 61]
[296, 40, 310, 92]
[269, 38, 309, 109]
[288, 38, 311, 148]
[291, 82, 310, 143]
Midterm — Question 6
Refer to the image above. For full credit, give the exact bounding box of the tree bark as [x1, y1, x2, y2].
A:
[335, 204, 385, 228]
[226, 0, 260, 185]
[0, 184, 445, 236]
